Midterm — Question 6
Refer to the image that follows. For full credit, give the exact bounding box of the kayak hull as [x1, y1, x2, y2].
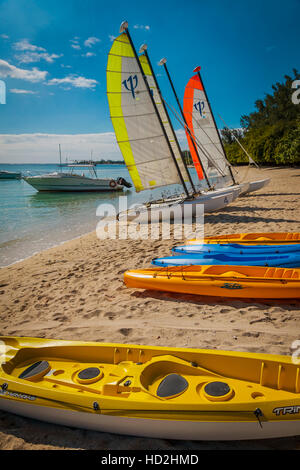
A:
[1, 336, 300, 440]
[124, 265, 300, 299]
[1, 397, 300, 440]
[152, 253, 300, 268]
[187, 232, 300, 245]
[173, 243, 300, 255]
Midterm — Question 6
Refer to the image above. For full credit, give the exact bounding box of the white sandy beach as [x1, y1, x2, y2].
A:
[0, 166, 300, 450]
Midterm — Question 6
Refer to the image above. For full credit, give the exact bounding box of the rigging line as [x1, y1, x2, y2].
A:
[123, 28, 190, 198]
[182, 101, 233, 168]
[163, 98, 226, 178]
[191, 113, 234, 169]
[163, 98, 227, 178]
[141, 49, 196, 193]
[217, 113, 260, 168]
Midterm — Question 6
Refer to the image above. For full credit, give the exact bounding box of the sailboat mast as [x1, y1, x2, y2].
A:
[194, 67, 236, 185]
[159, 59, 212, 190]
[140, 47, 196, 194]
[121, 22, 190, 198]
[59, 144, 62, 172]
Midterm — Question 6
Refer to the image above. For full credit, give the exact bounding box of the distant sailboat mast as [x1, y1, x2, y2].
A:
[59, 143, 62, 172]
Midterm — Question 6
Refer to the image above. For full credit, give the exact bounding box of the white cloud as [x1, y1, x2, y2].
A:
[13, 39, 46, 52]
[71, 43, 81, 50]
[47, 74, 98, 89]
[108, 34, 116, 42]
[0, 59, 48, 82]
[84, 36, 100, 47]
[10, 88, 38, 94]
[133, 24, 150, 30]
[15, 51, 63, 64]
[0, 133, 121, 163]
[0, 34, 9, 39]
[82, 52, 96, 57]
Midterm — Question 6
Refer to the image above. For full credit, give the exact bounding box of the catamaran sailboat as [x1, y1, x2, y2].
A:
[107, 22, 241, 222]
[23, 162, 132, 192]
[179, 66, 270, 195]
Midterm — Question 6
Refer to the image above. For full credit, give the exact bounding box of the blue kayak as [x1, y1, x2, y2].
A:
[173, 243, 300, 255]
[152, 252, 300, 268]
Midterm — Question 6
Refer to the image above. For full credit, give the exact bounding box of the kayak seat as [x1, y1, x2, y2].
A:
[156, 373, 188, 398]
[76, 367, 103, 384]
[19, 360, 50, 381]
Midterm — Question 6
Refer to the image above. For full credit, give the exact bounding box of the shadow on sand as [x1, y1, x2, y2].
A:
[131, 289, 300, 310]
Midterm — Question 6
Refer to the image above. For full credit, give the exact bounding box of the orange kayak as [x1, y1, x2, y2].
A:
[187, 232, 300, 245]
[124, 265, 300, 299]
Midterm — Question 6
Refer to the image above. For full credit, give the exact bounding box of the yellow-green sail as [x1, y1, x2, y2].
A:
[106, 33, 187, 192]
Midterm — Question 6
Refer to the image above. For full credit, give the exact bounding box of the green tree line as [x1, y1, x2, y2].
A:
[221, 69, 300, 166]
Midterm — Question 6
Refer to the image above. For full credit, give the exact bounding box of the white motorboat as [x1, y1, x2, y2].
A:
[23, 163, 132, 192]
[0, 170, 22, 180]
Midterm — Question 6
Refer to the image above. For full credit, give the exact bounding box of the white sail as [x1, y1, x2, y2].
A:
[106, 32, 188, 192]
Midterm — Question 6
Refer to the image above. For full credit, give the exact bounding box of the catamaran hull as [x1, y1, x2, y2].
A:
[241, 178, 270, 195]
[24, 175, 124, 192]
[0, 398, 299, 440]
[118, 187, 239, 223]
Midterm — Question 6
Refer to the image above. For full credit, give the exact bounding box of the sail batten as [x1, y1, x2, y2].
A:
[106, 32, 188, 193]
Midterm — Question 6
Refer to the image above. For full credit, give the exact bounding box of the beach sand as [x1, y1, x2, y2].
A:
[0, 166, 300, 450]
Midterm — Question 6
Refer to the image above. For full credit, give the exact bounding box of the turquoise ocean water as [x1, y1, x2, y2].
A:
[0, 163, 208, 267]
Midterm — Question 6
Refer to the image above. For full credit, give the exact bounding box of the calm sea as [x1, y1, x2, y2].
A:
[0, 163, 207, 267]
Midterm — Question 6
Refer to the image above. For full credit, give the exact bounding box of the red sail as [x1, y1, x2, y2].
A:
[183, 74, 204, 180]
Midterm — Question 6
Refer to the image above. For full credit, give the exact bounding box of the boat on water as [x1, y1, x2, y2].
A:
[23, 162, 132, 192]
[187, 232, 300, 245]
[1, 335, 300, 440]
[0, 170, 22, 180]
[107, 22, 239, 223]
[124, 265, 300, 299]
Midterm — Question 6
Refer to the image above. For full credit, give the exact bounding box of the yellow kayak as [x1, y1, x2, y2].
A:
[124, 265, 300, 299]
[187, 232, 300, 245]
[0, 336, 299, 440]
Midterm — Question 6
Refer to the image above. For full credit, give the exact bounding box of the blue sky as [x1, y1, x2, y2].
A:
[0, 0, 299, 162]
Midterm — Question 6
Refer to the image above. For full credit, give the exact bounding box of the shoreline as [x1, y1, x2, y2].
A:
[0, 166, 300, 450]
